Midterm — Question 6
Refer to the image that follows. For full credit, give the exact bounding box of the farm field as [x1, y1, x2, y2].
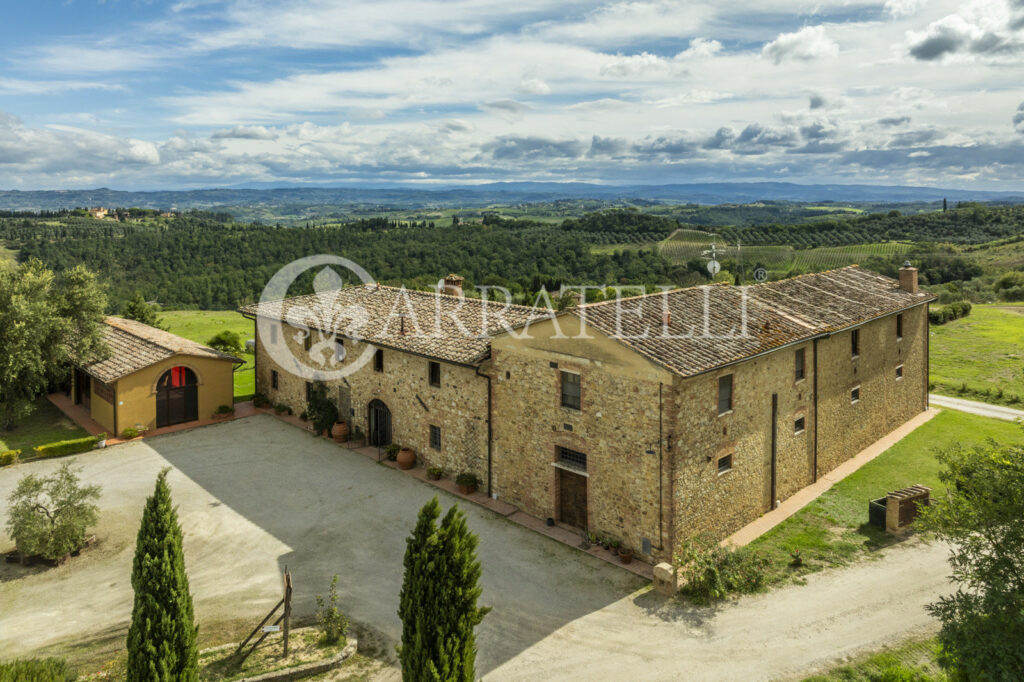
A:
[929, 304, 1024, 404]
[161, 310, 255, 399]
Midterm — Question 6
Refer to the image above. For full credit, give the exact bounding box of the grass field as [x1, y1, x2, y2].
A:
[0, 397, 89, 452]
[746, 410, 1024, 585]
[929, 304, 1024, 405]
[160, 310, 255, 399]
[659, 230, 912, 278]
[803, 637, 946, 681]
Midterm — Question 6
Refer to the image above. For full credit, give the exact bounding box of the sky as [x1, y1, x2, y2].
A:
[1, 0, 1023, 190]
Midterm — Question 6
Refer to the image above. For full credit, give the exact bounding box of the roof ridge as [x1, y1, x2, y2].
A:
[104, 317, 179, 355]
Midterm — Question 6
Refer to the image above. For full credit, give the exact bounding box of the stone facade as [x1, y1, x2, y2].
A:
[254, 326, 489, 481]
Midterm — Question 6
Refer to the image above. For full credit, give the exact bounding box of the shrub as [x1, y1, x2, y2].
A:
[0, 450, 20, 467]
[5, 462, 101, 561]
[0, 657, 76, 681]
[386, 443, 400, 460]
[306, 381, 339, 436]
[314, 575, 349, 645]
[252, 393, 270, 408]
[928, 300, 972, 325]
[205, 329, 244, 355]
[32, 436, 100, 459]
[675, 535, 771, 604]
[427, 466, 444, 479]
[273, 402, 290, 414]
[456, 472, 480, 488]
[121, 427, 139, 440]
[214, 404, 233, 415]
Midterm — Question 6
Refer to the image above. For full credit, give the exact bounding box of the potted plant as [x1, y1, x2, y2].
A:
[213, 404, 234, 420]
[331, 420, 349, 443]
[601, 536, 611, 551]
[397, 446, 416, 470]
[456, 473, 480, 495]
[427, 466, 444, 481]
[274, 403, 289, 415]
[790, 550, 803, 567]
[385, 443, 400, 461]
[619, 547, 634, 564]
[95, 433, 107, 448]
[610, 538, 621, 556]
[121, 427, 140, 440]
[299, 410, 309, 422]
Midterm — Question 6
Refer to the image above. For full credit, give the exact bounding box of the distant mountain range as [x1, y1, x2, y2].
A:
[2, 181, 1022, 211]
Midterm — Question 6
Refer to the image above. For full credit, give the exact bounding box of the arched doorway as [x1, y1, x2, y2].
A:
[156, 366, 198, 428]
[367, 399, 392, 447]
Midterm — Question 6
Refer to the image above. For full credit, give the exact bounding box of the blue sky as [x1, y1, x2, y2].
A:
[1, 0, 1023, 190]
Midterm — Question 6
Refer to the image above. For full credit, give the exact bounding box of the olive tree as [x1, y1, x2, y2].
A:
[5, 462, 101, 561]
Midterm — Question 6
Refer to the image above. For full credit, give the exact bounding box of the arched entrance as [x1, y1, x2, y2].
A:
[367, 399, 392, 447]
[156, 366, 198, 428]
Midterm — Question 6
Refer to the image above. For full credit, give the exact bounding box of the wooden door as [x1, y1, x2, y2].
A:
[558, 468, 588, 529]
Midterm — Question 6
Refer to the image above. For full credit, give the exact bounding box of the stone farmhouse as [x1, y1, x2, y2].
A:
[241, 265, 933, 564]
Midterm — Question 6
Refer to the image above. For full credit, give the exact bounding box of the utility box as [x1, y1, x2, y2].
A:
[885, 485, 931, 534]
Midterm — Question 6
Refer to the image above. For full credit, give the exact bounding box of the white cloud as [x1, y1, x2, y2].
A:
[762, 26, 840, 64]
[906, 0, 1024, 61]
[885, 0, 929, 17]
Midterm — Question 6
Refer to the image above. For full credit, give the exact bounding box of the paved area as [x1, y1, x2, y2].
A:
[929, 393, 1024, 422]
[725, 408, 939, 547]
[0, 414, 953, 680]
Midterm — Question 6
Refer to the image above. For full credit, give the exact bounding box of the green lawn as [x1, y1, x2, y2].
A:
[0, 397, 89, 452]
[747, 410, 1024, 585]
[803, 637, 946, 681]
[160, 310, 255, 399]
[929, 304, 1024, 405]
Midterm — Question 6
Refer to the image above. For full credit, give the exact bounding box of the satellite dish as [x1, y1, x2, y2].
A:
[707, 259, 721, 276]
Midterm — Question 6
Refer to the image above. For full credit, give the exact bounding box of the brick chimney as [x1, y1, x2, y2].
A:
[442, 273, 464, 297]
[898, 261, 918, 294]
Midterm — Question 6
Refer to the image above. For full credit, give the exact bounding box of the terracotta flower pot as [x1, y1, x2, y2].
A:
[457, 483, 477, 495]
[397, 447, 416, 470]
[331, 421, 349, 443]
[619, 548, 634, 564]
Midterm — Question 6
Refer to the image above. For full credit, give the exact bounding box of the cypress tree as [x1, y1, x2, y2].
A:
[398, 498, 490, 682]
[126, 469, 198, 681]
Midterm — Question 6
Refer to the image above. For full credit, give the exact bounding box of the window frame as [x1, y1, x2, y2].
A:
[271, 370, 279, 390]
[795, 348, 806, 382]
[429, 424, 441, 450]
[373, 348, 384, 372]
[334, 338, 345, 363]
[428, 361, 441, 388]
[895, 364, 904, 380]
[305, 381, 313, 403]
[560, 370, 581, 411]
[851, 328, 860, 359]
[896, 313, 904, 341]
[717, 454, 733, 476]
[556, 445, 587, 472]
[717, 374, 734, 416]
[794, 416, 806, 435]
[851, 385, 861, 404]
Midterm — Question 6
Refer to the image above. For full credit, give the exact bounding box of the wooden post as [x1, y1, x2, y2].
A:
[282, 570, 292, 658]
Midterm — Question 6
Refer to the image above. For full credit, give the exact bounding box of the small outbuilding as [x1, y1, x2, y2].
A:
[73, 317, 242, 436]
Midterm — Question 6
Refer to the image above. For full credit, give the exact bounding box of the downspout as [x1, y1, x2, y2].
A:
[812, 338, 819, 483]
[924, 304, 930, 413]
[657, 381, 664, 551]
[113, 382, 118, 438]
[476, 364, 493, 497]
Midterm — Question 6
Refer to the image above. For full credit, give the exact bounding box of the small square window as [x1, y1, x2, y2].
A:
[795, 348, 805, 382]
[851, 329, 860, 358]
[896, 313, 903, 340]
[373, 348, 384, 372]
[718, 374, 733, 415]
[561, 371, 581, 410]
[717, 454, 732, 475]
[895, 365, 904, 380]
[271, 370, 279, 390]
[429, 361, 441, 387]
[429, 425, 441, 450]
[851, 386, 861, 403]
[794, 416, 806, 434]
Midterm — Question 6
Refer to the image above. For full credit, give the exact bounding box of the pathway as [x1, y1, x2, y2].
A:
[929, 394, 1024, 422]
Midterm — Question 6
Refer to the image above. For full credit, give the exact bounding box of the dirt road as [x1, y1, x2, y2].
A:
[0, 416, 952, 680]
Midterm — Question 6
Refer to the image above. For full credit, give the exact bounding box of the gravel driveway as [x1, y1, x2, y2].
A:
[0, 414, 951, 680]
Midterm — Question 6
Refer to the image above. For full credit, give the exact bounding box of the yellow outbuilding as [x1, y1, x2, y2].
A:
[73, 317, 242, 437]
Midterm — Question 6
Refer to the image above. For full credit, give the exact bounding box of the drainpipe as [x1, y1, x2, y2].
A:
[476, 364, 494, 497]
[657, 381, 664, 552]
[812, 338, 819, 483]
[924, 305, 930, 413]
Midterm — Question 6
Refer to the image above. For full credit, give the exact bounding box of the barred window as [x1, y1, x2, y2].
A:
[430, 425, 441, 450]
[794, 417, 806, 434]
[851, 386, 861, 403]
[557, 446, 587, 472]
[895, 365, 904, 380]
[560, 371, 581, 410]
[718, 454, 732, 475]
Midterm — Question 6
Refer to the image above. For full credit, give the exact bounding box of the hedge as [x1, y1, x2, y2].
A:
[928, 300, 972, 325]
[32, 436, 100, 459]
[0, 657, 76, 681]
[0, 449, 20, 467]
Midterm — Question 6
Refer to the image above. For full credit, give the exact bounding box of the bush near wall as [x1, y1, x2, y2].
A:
[32, 436, 100, 459]
[0, 450, 20, 467]
[929, 300, 972, 325]
[0, 657, 76, 681]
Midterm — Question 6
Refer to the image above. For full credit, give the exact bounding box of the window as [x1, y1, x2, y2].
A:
[560, 371, 581, 410]
[851, 386, 861, 403]
[373, 348, 384, 372]
[271, 370, 279, 390]
[794, 416, 806, 434]
[851, 329, 860, 358]
[557, 446, 587, 472]
[304, 332, 312, 352]
[429, 361, 441, 387]
[895, 365, 904, 380]
[718, 374, 733, 415]
[270, 324, 278, 345]
[795, 348, 805, 382]
[305, 381, 313, 403]
[717, 454, 732, 475]
[896, 313, 904, 340]
[429, 425, 441, 450]
[335, 339, 345, 363]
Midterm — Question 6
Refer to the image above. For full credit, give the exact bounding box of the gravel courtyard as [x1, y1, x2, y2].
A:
[0, 414, 950, 680]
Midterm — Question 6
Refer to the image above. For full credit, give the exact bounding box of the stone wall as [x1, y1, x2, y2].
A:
[253, 323, 489, 480]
